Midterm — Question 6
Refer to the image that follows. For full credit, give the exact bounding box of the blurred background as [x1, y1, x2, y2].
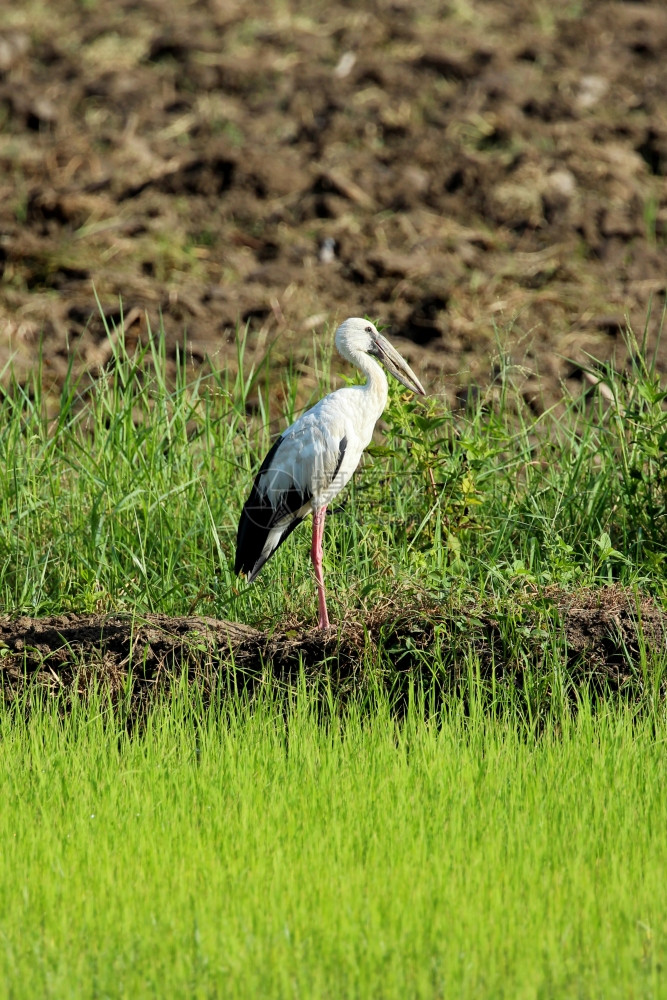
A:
[0, 0, 665, 411]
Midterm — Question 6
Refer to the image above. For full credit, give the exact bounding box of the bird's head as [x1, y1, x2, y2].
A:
[335, 317, 426, 396]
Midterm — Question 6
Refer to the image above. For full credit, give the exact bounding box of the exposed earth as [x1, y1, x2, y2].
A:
[1, 0, 666, 412]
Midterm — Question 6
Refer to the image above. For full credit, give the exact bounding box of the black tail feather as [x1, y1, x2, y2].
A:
[236, 508, 306, 582]
[235, 433, 311, 581]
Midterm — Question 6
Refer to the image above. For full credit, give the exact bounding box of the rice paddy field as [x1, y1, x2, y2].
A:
[1, 690, 666, 999]
[0, 321, 667, 997]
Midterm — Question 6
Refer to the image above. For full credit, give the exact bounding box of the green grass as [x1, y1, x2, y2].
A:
[1, 314, 667, 997]
[0, 314, 666, 626]
[1, 688, 665, 998]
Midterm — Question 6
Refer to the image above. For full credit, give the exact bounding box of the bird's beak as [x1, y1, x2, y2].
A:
[372, 333, 426, 396]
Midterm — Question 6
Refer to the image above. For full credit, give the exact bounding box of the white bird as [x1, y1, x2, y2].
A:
[235, 317, 426, 629]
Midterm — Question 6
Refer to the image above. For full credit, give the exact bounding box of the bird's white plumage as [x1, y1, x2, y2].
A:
[253, 383, 386, 565]
[257, 385, 384, 508]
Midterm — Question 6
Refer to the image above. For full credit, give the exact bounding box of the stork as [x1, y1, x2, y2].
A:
[234, 318, 426, 629]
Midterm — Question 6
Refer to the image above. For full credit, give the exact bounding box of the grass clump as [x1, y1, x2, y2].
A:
[0, 315, 666, 630]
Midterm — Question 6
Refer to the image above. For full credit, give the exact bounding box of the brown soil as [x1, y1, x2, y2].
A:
[2, 587, 665, 712]
[1, 1, 666, 412]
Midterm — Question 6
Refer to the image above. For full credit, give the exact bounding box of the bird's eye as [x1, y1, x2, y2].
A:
[365, 325, 372, 334]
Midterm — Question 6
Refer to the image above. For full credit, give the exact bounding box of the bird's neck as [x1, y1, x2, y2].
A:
[347, 349, 388, 412]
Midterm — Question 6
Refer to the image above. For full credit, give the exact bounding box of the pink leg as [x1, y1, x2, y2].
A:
[311, 506, 330, 629]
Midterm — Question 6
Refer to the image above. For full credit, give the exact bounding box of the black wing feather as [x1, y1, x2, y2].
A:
[331, 434, 347, 484]
[235, 434, 347, 582]
[235, 436, 310, 581]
